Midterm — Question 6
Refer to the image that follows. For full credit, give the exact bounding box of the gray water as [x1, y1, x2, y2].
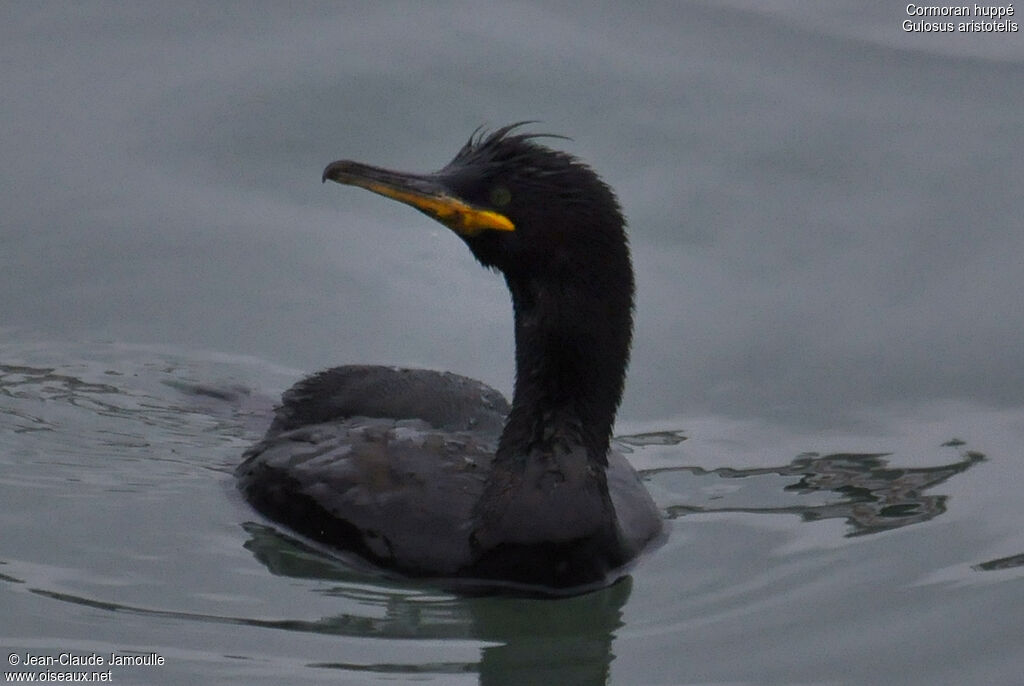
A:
[3, 3, 1023, 685]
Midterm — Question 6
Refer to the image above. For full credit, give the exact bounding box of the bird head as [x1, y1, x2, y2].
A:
[322, 123, 628, 283]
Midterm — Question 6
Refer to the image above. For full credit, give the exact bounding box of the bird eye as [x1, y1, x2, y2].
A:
[489, 186, 512, 208]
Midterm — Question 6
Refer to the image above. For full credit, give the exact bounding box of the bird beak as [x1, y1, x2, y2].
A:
[322, 160, 515, 236]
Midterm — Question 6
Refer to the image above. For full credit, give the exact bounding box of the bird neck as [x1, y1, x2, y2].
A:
[496, 269, 633, 467]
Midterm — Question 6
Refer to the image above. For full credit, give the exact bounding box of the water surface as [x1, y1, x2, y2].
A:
[2, 342, 1021, 684]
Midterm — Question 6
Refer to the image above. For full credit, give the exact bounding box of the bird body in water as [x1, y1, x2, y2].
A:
[236, 124, 663, 595]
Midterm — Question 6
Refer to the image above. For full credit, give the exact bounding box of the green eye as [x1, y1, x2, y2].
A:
[490, 186, 512, 208]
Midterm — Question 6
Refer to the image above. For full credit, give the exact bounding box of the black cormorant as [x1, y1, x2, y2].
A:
[236, 124, 663, 595]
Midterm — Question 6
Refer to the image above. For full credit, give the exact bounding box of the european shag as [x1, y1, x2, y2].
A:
[236, 124, 663, 595]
